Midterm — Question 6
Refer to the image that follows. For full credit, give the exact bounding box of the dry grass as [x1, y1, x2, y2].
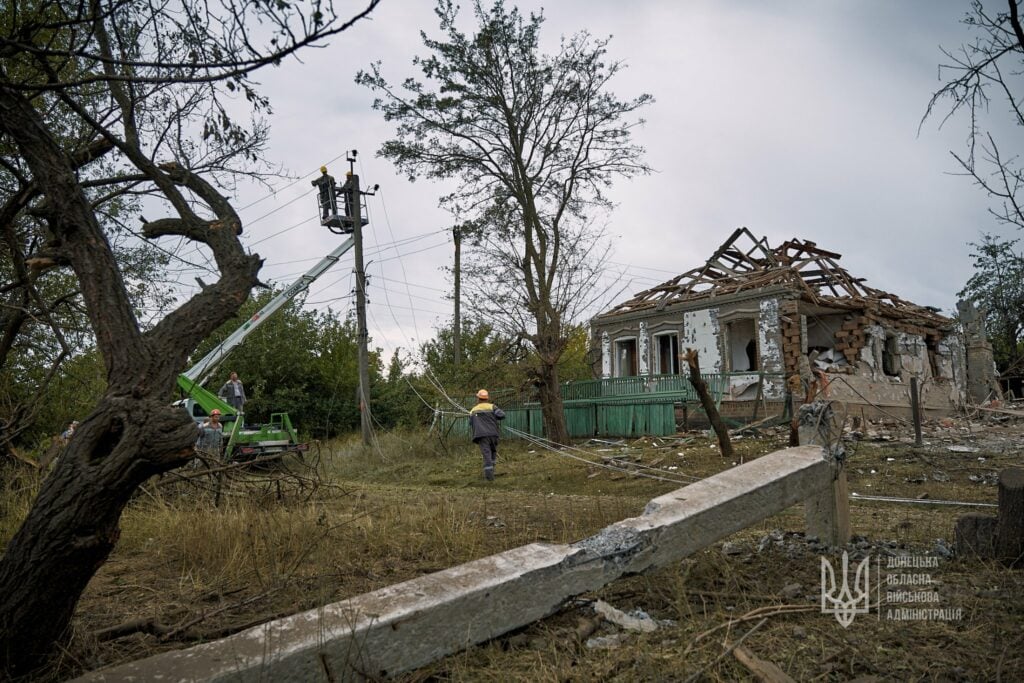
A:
[2, 423, 1023, 680]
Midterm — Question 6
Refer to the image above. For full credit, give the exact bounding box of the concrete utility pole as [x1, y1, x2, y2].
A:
[346, 152, 373, 445]
[452, 225, 462, 367]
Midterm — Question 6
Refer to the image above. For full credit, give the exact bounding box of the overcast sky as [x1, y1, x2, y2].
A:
[200, 0, 1016, 361]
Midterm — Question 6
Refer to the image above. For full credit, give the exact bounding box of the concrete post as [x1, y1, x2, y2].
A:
[797, 400, 850, 547]
[910, 376, 923, 447]
[76, 447, 841, 683]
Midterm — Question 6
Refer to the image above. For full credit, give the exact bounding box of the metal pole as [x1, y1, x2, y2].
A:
[910, 376, 923, 447]
[350, 167, 373, 446]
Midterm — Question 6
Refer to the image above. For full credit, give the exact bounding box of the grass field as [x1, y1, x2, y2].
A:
[3, 423, 1023, 681]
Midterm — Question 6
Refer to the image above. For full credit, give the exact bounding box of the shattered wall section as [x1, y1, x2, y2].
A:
[937, 335, 967, 403]
[957, 300, 1001, 403]
[859, 324, 885, 375]
[895, 332, 930, 380]
[682, 308, 722, 372]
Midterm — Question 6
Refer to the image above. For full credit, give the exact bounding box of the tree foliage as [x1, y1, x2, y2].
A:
[959, 233, 1024, 373]
[358, 0, 650, 442]
[191, 292, 375, 439]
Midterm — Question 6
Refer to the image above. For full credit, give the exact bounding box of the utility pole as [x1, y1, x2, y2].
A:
[312, 152, 377, 445]
[346, 152, 374, 446]
[452, 225, 462, 367]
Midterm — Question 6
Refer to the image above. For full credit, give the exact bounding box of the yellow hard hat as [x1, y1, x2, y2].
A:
[476, 389, 489, 400]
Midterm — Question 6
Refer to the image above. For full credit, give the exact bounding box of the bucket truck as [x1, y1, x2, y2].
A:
[177, 162, 369, 459]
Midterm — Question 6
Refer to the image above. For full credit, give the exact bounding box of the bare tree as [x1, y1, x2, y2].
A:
[358, 0, 651, 443]
[925, 0, 1024, 229]
[0, 0, 378, 675]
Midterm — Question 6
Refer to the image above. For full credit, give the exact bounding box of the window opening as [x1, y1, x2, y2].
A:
[727, 319, 757, 372]
[614, 338, 638, 377]
[656, 333, 680, 374]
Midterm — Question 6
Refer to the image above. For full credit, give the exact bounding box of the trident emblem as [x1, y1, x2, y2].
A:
[820, 551, 871, 627]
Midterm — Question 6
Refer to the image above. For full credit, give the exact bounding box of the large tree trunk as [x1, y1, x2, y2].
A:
[0, 398, 196, 676]
[537, 356, 570, 445]
[0, 80, 258, 675]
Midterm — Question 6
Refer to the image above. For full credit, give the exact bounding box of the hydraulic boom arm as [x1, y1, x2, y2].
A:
[182, 234, 355, 386]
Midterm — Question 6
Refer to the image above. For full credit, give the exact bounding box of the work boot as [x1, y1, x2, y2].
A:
[484, 467, 495, 481]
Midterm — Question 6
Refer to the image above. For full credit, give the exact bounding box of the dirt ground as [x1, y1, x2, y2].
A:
[22, 409, 1024, 681]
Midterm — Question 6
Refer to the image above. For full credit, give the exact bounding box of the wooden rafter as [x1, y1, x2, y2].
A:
[599, 231, 951, 328]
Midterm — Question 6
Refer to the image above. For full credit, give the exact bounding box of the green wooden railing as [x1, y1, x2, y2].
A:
[442, 373, 787, 439]
[560, 373, 727, 402]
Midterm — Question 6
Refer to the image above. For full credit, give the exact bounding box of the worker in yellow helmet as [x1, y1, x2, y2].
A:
[469, 389, 505, 481]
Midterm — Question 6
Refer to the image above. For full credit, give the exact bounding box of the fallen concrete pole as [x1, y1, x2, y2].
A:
[78, 446, 846, 682]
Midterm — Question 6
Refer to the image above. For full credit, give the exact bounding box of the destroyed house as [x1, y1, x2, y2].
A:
[590, 228, 968, 417]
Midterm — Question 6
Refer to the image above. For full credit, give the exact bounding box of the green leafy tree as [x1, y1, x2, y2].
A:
[420, 318, 530, 399]
[358, 0, 651, 443]
[959, 233, 1024, 375]
[557, 324, 596, 383]
[191, 291, 374, 439]
[372, 350, 434, 428]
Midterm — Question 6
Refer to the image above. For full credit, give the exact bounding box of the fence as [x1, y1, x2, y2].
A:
[440, 373, 736, 439]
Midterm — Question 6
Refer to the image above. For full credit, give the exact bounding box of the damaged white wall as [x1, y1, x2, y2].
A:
[682, 308, 721, 372]
[601, 332, 611, 379]
[638, 321, 650, 376]
[757, 298, 785, 399]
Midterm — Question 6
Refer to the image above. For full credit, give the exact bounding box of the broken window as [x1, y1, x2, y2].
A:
[654, 333, 679, 375]
[806, 313, 848, 370]
[926, 336, 941, 379]
[614, 338, 638, 377]
[727, 319, 758, 372]
[806, 314, 844, 350]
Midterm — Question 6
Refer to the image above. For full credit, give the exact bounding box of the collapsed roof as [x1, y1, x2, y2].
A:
[598, 228, 951, 328]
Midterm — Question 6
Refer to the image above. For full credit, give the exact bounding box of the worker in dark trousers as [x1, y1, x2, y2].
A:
[469, 389, 505, 481]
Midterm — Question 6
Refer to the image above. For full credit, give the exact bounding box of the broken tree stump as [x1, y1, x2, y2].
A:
[682, 348, 734, 459]
[996, 467, 1024, 567]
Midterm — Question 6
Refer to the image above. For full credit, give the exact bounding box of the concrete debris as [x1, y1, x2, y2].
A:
[592, 601, 659, 633]
[780, 583, 804, 600]
[947, 445, 980, 453]
[722, 541, 746, 556]
[585, 633, 629, 650]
